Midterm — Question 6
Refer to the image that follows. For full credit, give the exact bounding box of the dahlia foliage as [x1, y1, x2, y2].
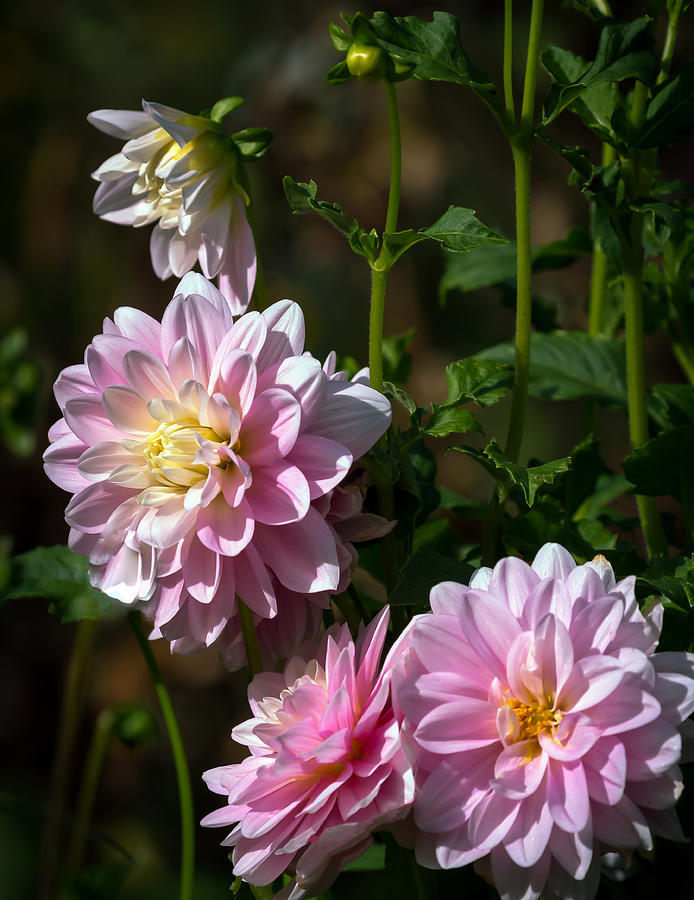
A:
[25, 5, 694, 900]
[393, 545, 694, 899]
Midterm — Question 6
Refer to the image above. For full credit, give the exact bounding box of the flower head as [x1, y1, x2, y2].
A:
[202, 607, 415, 898]
[393, 543, 694, 900]
[44, 273, 391, 651]
[89, 102, 255, 312]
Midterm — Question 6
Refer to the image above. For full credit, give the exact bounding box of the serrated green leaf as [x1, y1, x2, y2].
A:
[629, 198, 681, 249]
[424, 406, 483, 438]
[4, 545, 125, 623]
[389, 548, 473, 607]
[541, 18, 657, 127]
[283, 177, 374, 260]
[383, 381, 417, 415]
[382, 229, 427, 265]
[453, 439, 573, 506]
[478, 332, 628, 406]
[636, 61, 694, 148]
[368, 11, 495, 92]
[421, 207, 507, 253]
[623, 424, 694, 500]
[445, 358, 514, 407]
[638, 553, 694, 610]
[231, 127, 273, 161]
[650, 383, 694, 430]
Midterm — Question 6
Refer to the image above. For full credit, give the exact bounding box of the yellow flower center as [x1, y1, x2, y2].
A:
[507, 697, 563, 742]
[142, 420, 223, 488]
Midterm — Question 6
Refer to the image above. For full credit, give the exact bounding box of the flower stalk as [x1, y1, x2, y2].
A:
[238, 597, 263, 676]
[128, 613, 195, 900]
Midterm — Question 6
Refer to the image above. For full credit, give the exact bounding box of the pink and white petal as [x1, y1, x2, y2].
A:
[458, 590, 523, 681]
[253, 510, 340, 593]
[286, 434, 352, 500]
[652, 652, 694, 724]
[168, 337, 201, 387]
[240, 388, 301, 464]
[502, 783, 553, 869]
[557, 656, 624, 713]
[196, 496, 254, 557]
[468, 792, 520, 853]
[582, 736, 626, 806]
[213, 349, 257, 415]
[547, 758, 590, 832]
[187, 597, 229, 646]
[149, 225, 174, 279]
[148, 496, 198, 548]
[88, 108, 155, 139]
[307, 379, 391, 460]
[621, 720, 682, 780]
[65, 481, 133, 534]
[64, 395, 120, 445]
[489, 844, 551, 900]
[246, 462, 310, 526]
[429, 581, 467, 616]
[591, 794, 652, 850]
[112, 307, 162, 356]
[102, 385, 158, 434]
[414, 698, 499, 753]
[522, 614, 574, 702]
[198, 196, 233, 279]
[183, 539, 222, 603]
[570, 596, 625, 658]
[531, 543, 576, 580]
[491, 742, 548, 800]
[585, 685, 661, 736]
[548, 820, 593, 880]
[269, 356, 328, 426]
[161, 293, 228, 384]
[234, 545, 275, 618]
[538, 713, 600, 762]
[256, 301, 305, 371]
[217, 201, 257, 315]
[53, 364, 96, 408]
[123, 349, 174, 399]
[44, 433, 91, 492]
[626, 770, 683, 809]
[489, 557, 540, 617]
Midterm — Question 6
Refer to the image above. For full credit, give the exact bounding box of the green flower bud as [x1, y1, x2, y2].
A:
[346, 43, 388, 82]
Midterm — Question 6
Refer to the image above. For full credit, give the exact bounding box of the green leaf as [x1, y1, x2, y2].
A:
[383, 381, 417, 415]
[61, 863, 131, 900]
[636, 61, 694, 148]
[629, 198, 681, 249]
[283, 177, 375, 261]
[110, 703, 158, 748]
[445, 358, 514, 407]
[421, 207, 507, 253]
[382, 229, 427, 265]
[4, 545, 125, 623]
[326, 60, 352, 84]
[329, 21, 352, 52]
[650, 383, 694, 430]
[623, 425, 694, 500]
[368, 11, 495, 92]
[424, 406, 483, 438]
[453, 439, 573, 506]
[389, 548, 473, 607]
[342, 842, 387, 872]
[231, 127, 273, 161]
[542, 45, 618, 142]
[382, 329, 414, 386]
[541, 18, 657, 127]
[248, 885, 274, 900]
[639, 553, 694, 610]
[209, 96, 245, 123]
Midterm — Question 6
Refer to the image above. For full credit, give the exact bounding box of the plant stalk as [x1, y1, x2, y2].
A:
[38, 619, 97, 900]
[239, 597, 263, 677]
[503, 0, 515, 128]
[128, 613, 195, 900]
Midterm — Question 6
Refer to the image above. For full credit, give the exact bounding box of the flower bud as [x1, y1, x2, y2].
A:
[346, 42, 388, 82]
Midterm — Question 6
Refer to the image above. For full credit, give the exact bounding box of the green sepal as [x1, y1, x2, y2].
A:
[452, 439, 573, 507]
[231, 127, 273, 161]
[209, 96, 246, 123]
[329, 21, 352, 52]
[326, 60, 352, 84]
[3, 545, 126, 623]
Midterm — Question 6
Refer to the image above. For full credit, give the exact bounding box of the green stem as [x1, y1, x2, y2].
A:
[128, 613, 194, 900]
[369, 267, 388, 395]
[669, 326, 694, 385]
[503, 0, 515, 128]
[519, 0, 544, 141]
[588, 143, 617, 339]
[65, 708, 115, 879]
[238, 598, 263, 676]
[38, 619, 97, 900]
[660, 0, 684, 82]
[384, 81, 402, 237]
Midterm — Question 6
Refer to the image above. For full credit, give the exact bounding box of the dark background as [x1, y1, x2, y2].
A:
[1, 2, 692, 897]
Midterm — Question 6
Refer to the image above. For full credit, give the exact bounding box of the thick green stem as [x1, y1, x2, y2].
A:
[519, 0, 544, 140]
[503, 0, 515, 127]
[128, 613, 194, 900]
[65, 708, 114, 879]
[238, 597, 263, 676]
[38, 619, 97, 900]
[369, 267, 388, 395]
[588, 143, 617, 339]
[384, 81, 402, 236]
[660, 0, 683, 81]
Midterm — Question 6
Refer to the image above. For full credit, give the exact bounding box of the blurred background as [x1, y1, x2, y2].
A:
[1, 1, 692, 897]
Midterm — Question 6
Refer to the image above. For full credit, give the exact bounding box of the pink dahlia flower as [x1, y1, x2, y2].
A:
[89, 102, 255, 312]
[202, 607, 415, 898]
[392, 543, 694, 900]
[43, 273, 391, 651]
[157, 463, 393, 671]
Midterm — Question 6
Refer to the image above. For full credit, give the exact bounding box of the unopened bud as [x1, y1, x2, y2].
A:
[346, 43, 388, 82]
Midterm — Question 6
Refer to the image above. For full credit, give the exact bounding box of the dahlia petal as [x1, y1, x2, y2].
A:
[187, 597, 228, 646]
[557, 655, 624, 713]
[88, 109, 155, 139]
[148, 496, 198, 549]
[152, 576, 186, 628]
[502, 782, 553, 868]
[429, 581, 466, 616]
[570, 595, 625, 658]
[622, 720, 682, 780]
[86, 340, 130, 390]
[490, 844, 552, 900]
[217, 199, 256, 315]
[213, 349, 257, 416]
[168, 337, 200, 387]
[150, 225, 174, 279]
[253, 510, 340, 593]
[458, 590, 523, 680]
[585, 685, 661, 735]
[469, 791, 520, 852]
[489, 557, 540, 617]
[307, 379, 391, 459]
[626, 769, 683, 809]
[161, 294, 228, 384]
[256, 300, 305, 371]
[268, 356, 328, 425]
[123, 349, 174, 399]
[102, 385, 157, 434]
[246, 462, 310, 526]
[112, 307, 162, 355]
[538, 713, 600, 762]
[548, 821, 593, 880]
[183, 539, 222, 603]
[240, 388, 301, 464]
[547, 758, 590, 832]
[196, 496, 254, 556]
[652, 652, 694, 724]
[64, 396, 119, 445]
[199, 195, 232, 278]
[414, 698, 499, 753]
[142, 100, 212, 148]
[591, 793, 652, 850]
[234, 546, 276, 618]
[582, 736, 626, 806]
[44, 433, 91, 492]
[64, 481, 132, 533]
[491, 742, 548, 800]
[53, 364, 96, 408]
[532, 542, 576, 579]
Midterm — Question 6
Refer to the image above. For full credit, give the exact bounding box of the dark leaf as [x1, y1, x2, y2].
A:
[342, 843, 387, 872]
[4, 545, 125, 623]
[445, 358, 514, 407]
[382, 329, 415, 386]
[636, 61, 694, 148]
[389, 548, 473, 607]
[623, 424, 694, 500]
[424, 406, 483, 438]
[231, 127, 273, 161]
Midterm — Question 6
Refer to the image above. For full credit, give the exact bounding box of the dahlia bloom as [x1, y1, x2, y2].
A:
[202, 607, 415, 898]
[157, 464, 393, 671]
[43, 273, 391, 651]
[392, 543, 694, 900]
[89, 102, 255, 312]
